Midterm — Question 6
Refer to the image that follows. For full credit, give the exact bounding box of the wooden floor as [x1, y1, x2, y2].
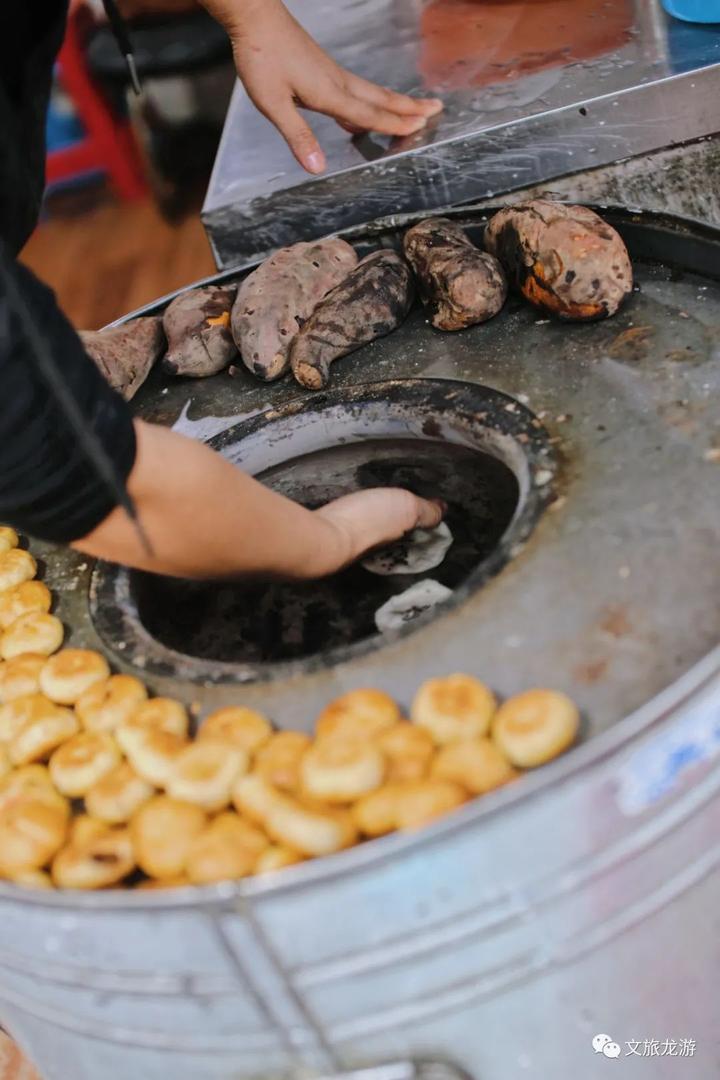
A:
[20, 190, 217, 331]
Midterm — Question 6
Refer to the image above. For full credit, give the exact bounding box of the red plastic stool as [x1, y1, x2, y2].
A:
[46, 0, 148, 200]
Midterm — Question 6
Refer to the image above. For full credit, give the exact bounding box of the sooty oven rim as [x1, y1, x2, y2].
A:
[89, 378, 558, 684]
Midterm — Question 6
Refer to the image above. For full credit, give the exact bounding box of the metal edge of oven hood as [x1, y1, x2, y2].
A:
[202, 60, 720, 268]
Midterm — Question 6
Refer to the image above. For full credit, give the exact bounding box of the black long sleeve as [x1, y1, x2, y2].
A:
[0, 251, 137, 544]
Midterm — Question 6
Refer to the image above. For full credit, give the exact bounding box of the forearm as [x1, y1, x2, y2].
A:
[73, 420, 347, 580]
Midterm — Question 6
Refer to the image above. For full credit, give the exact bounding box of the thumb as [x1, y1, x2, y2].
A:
[266, 99, 326, 174]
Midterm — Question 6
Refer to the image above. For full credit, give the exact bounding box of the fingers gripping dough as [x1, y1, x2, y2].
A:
[49, 732, 120, 797]
[412, 674, 497, 744]
[492, 689, 579, 767]
[0, 613, 64, 660]
[76, 675, 148, 733]
[40, 649, 110, 705]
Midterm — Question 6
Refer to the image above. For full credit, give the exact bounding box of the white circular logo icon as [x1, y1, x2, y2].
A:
[592, 1034, 613, 1054]
[603, 1042, 622, 1059]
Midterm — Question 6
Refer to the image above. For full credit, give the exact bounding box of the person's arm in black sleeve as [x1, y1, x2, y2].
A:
[0, 251, 442, 578]
[0, 252, 137, 544]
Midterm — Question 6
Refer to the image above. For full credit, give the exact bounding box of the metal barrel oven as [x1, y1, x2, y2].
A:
[1, 208, 719, 1079]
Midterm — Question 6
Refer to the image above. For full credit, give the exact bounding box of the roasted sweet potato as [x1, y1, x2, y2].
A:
[290, 251, 415, 390]
[484, 200, 632, 321]
[162, 284, 238, 378]
[232, 238, 358, 382]
[403, 217, 507, 330]
[80, 317, 165, 401]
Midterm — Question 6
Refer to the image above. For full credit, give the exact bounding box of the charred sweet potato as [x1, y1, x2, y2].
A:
[80, 317, 165, 401]
[232, 238, 358, 382]
[484, 200, 632, 321]
[403, 217, 507, 330]
[290, 251, 415, 390]
[162, 285, 238, 378]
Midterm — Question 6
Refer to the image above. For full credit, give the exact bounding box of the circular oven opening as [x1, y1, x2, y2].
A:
[90, 380, 556, 682]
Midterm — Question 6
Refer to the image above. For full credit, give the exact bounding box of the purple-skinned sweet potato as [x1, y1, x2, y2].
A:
[162, 284, 238, 378]
[484, 200, 633, 321]
[290, 251, 415, 390]
[232, 238, 358, 382]
[80, 316, 165, 400]
[403, 217, 507, 330]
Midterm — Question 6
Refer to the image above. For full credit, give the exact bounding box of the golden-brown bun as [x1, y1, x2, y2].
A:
[51, 827, 135, 889]
[265, 796, 358, 857]
[352, 784, 404, 837]
[85, 761, 154, 824]
[0, 527, 19, 555]
[8, 698, 79, 765]
[0, 788, 70, 874]
[166, 742, 248, 812]
[376, 721, 435, 782]
[253, 730, 311, 792]
[0, 549, 36, 592]
[49, 732, 120, 797]
[186, 812, 268, 884]
[411, 674, 496, 744]
[432, 738, 517, 795]
[6, 868, 53, 888]
[492, 688, 579, 767]
[0, 612, 64, 660]
[316, 688, 400, 742]
[394, 779, 467, 830]
[0, 654, 47, 703]
[300, 738, 386, 803]
[39, 649, 110, 705]
[0, 582, 52, 630]
[232, 774, 284, 825]
[198, 707, 272, 754]
[0, 692, 54, 742]
[0, 764, 54, 812]
[253, 845, 304, 875]
[120, 728, 187, 787]
[117, 698, 189, 747]
[130, 795, 206, 879]
[76, 674, 148, 733]
[69, 814, 111, 847]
